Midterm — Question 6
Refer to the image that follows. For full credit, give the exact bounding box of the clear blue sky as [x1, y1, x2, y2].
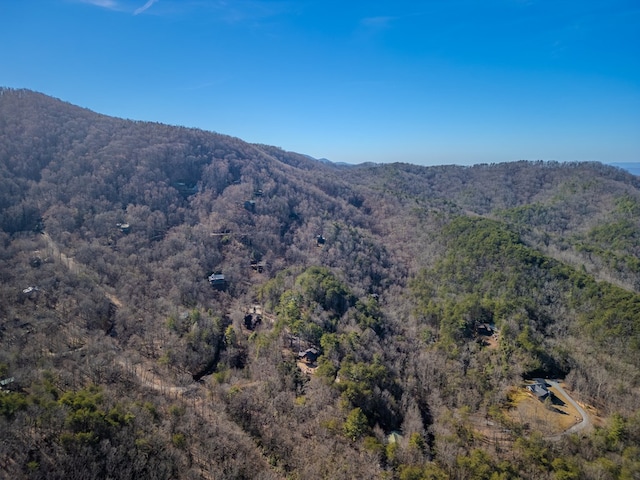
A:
[1, 0, 639, 165]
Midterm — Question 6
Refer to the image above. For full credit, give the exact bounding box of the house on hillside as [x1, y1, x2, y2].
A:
[244, 200, 256, 212]
[244, 305, 263, 330]
[173, 181, 198, 198]
[297, 347, 320, 375]
[117, 223, 131, 234]
[208, 273, 227, 291]
[475, 323, 494, 336]
[250, 260, 266, 273]
[297, 347, 319, 365]
[527, 380, 550, 400]
[0, 377, 15, 391]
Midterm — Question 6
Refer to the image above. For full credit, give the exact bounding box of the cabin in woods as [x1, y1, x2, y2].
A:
[250, 260, 266, 273]
[208, 273, 227, 291]
[296, 347, 320, 375]
[244, 305, 263, 330]
[297, 347, 319, 365]
[117, 223, 130, 234]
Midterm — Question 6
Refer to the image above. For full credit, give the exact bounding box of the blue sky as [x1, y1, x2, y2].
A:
[1, 0, 639, 165]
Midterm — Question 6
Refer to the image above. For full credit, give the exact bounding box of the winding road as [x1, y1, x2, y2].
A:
[546, 379, 592, 439]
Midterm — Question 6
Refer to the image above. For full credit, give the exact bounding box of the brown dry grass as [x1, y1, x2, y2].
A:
[483, 334, 500, 349]
[505, 385, 581, 435]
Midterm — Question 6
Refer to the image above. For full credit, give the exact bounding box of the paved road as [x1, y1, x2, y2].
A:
[546, 379, 592, 439]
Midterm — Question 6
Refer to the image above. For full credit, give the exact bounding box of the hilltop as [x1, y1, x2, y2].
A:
[1, 88, 639, 479]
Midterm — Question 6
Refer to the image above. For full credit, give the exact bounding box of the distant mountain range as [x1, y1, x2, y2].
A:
[608, 162, 640, 176]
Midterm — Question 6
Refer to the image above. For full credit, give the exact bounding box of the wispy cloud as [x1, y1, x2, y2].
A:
[360, 16, 396, 29]
[79, 0, 295, 20]
[80, 0, 119, 9]
[134, 0, 159, 15]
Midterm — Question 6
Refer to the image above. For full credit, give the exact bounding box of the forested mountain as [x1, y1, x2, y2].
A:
[1, 87, 639, 479]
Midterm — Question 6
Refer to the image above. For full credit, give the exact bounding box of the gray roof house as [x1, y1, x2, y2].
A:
[527, 380, 550, 400]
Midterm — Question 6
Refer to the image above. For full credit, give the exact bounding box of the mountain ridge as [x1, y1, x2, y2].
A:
[1, 87, 640, 479]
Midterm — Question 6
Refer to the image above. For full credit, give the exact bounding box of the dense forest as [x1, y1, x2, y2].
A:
[1, 87, 639, 479]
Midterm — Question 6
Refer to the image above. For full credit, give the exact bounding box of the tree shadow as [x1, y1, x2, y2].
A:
[550, 392, 566, 407]
[546, 393, 567, 415]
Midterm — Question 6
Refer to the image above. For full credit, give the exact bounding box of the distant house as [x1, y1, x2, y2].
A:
[117, 223, 131, 234]
[475, 323, 494, 336]
[250, 260, 266, 273]
[0, 377, 15, 390]
[173, 181, 198, 198]
[29, 256, 42, 268]
[244, 311, 262, 330]
[208, 273, 227, 291]
[527, 380, 550, 400]
[244, 200, 256, 212]
[316, 235, 326, 246]
[297, 347, 319, 365]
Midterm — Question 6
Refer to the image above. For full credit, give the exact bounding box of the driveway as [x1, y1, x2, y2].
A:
[546, 379, 592, 439]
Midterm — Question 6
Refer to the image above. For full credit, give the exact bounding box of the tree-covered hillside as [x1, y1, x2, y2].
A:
[1, 88, 639, 479]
